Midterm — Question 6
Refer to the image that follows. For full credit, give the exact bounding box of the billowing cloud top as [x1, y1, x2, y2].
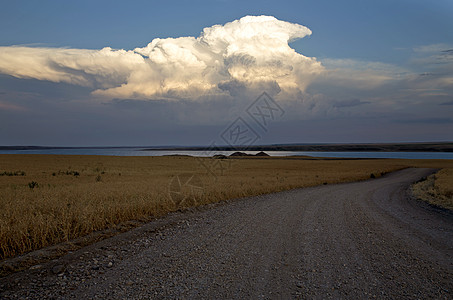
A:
[0, 16, 323, 100]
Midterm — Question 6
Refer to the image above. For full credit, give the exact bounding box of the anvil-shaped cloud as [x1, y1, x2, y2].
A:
[0, 16, 323, 100]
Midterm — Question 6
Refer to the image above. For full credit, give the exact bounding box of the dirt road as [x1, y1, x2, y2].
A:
[1, 168, 452, 299]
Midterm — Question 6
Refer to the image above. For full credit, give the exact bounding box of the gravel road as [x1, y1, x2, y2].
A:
[1, 168, 452, 299]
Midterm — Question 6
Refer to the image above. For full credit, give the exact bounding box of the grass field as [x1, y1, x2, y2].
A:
[411, 167, 453, 210]
[0, 154, 452, 261]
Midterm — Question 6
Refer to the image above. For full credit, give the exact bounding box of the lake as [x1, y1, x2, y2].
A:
[0, 148, 452, 159]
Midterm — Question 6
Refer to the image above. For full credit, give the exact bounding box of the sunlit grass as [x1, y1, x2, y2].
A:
[412, 167, 453, 210]
[0, 154, 452, 260]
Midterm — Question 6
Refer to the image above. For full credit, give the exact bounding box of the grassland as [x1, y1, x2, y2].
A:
[0, 154, 452, 262]
[411, 167, 453, 210]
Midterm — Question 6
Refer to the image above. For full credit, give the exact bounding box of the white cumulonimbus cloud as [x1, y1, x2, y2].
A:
[0, 15, 323, 100]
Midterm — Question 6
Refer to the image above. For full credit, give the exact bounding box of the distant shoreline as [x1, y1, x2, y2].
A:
[141, 142, 453, 152]
[1, 142, 453, 152]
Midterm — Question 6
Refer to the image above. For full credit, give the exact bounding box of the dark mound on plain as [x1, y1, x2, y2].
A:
[255, 151, 270, 157]
[230, 152, 249, 157]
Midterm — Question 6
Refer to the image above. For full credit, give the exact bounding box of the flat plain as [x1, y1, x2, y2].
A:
[0, 154, 452, 262]
[1, 168, 451, 299]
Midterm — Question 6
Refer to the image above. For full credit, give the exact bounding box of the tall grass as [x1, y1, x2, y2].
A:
[0, 154, 452, 260]
[412, 167, 453, 210]
[434, 168, 453, 199]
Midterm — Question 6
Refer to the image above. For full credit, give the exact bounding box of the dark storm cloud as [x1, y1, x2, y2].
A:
[332, 99, 370, 108]
[392, 117, 453, 124]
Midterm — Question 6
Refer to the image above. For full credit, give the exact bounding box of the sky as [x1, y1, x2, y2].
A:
[0, 0, 452, 146]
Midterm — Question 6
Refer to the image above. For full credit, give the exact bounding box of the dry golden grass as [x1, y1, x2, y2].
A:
[434, 168, 453, 199]
[0, 154, 452, 260]
[411, 167, 453, 210]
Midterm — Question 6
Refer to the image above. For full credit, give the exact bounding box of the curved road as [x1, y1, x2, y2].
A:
[1, 168, 452, 299]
